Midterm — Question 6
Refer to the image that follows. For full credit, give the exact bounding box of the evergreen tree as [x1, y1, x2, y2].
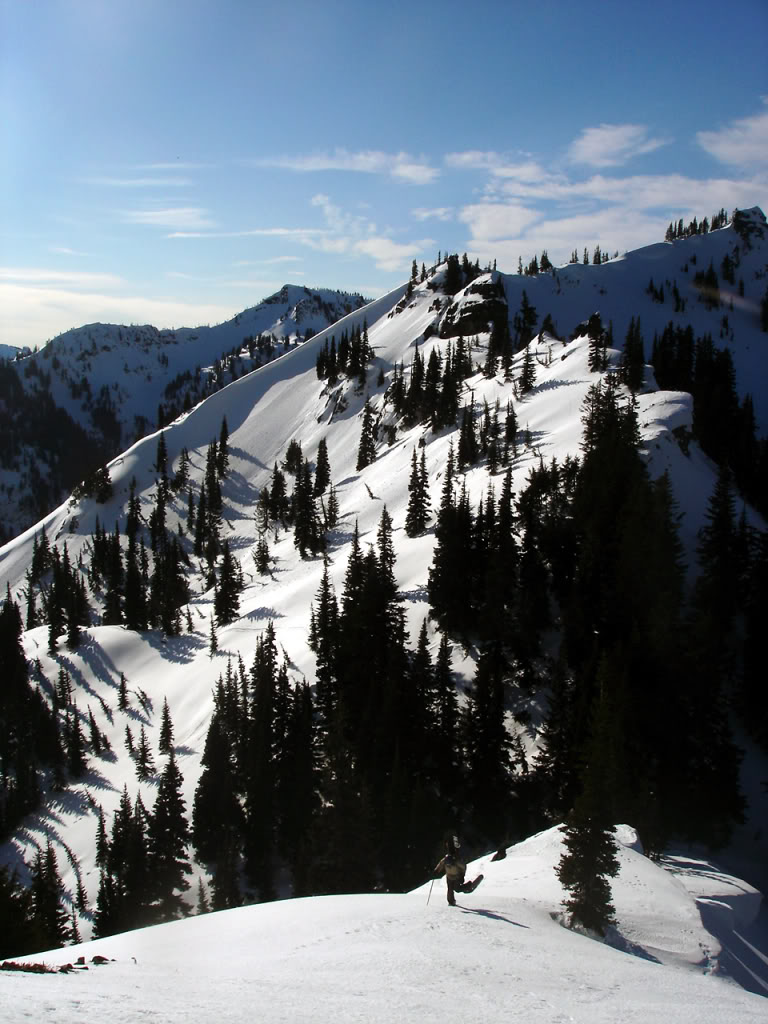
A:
[313, 437, 331, 496]
[356, 397, 376, 471]
[464, 643, 515, 843]
[148, 751, 191, 920]
[30, 842, 71, 949]
[254, 535, 270, 575]
[519, 346, 537, 395]
[159, 696, 174, 755]
[117, 673, 129, 711]
[404, 448, 431, 537]
[214, 540, 243, 626]
[66, 705, 88, 779]
[0, 863, 39, 957]
[555, 666, 621, 936]
[192, 711, 243, 864]
[292, 460, 323, 557]
[196, 877, 210, 914]
[134, 725, 155, 780]
[217, 416, 230, 477]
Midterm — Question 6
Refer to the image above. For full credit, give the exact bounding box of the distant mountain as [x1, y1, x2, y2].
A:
[0, 209, 766, 984]
[0, 285, 369, 541]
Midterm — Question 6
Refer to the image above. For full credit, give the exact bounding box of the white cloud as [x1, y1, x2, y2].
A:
[445, 150, 500, 170]
[123, 207, 215, 230]
[390, 160, 439, 185]
[567, 124, 669, 167]
[697, 98, 768, 166]
[412, 207, 453, 222]
[256, 149, 439, 184]
[459, 203, 541, 242]
[352, 236, 435, 273]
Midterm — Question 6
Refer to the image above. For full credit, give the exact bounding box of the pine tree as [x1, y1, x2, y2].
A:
[254, 535, 270, 575]
[30, 842, 71, 949]
[148, 751, 191, 920]
[404, 449, 431, 537]
[464, 643, 514, 843]
[313, 437, 331, 496]
[356, 397, 376, 471]
[192, 712, 243, 864]
[324, 483, 340, 531]
[66, 705, 88, 779]
[159, 697, 174, 755]
[217, 416, 230, 477]
[214, 540, 242, 626]
[135, 725, 155, 780]
[196, 877, 210, 914]
[519, 344, 537, 395]
[292, 460, 323, 557]
[118, 673, 129, 711]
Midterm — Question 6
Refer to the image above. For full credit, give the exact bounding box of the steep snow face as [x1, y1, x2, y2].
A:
[3, 827, 765, 1023]
[0, 218, 766, 986]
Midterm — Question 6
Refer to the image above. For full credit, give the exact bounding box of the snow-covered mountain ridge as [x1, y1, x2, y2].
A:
[1, 209, 767, 1010]
[0, 284, 368, 541]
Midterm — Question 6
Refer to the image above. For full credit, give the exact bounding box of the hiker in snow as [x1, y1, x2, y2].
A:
[433, 836, 483, 906]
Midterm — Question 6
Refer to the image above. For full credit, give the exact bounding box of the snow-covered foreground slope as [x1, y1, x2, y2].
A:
[3, 827, 765, 1023]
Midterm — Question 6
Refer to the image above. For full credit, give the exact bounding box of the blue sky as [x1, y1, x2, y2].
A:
[1, 0, 767, 349]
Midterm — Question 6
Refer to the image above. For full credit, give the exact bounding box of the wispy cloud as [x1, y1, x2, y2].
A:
[446, 151, 558, 185]
[168, 227, 327, 239]
[353, 236, 435, 272]
[697, 97, 768, 166]
[233, 256, 304, 266]
[0, 267, 123, 288]
[137, 162, 210, 171]
[495, 171, 768, 213]
[255, 148, 439, 185]
[123, 207, 215, 230]
[412, 207, 454, 222]
[306, 194, 433, 270]
[311, 193, 374, 235]
[83, 176, 194, 187]
[48, 245, 89, 257]
[567, 124, 670, 168]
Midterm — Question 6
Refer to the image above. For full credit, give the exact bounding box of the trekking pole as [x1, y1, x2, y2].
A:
[426, 878, 435, 906]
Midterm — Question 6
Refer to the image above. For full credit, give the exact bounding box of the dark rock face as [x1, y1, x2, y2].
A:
[732, 206, 766, 248]
[438, 278, 508, 339]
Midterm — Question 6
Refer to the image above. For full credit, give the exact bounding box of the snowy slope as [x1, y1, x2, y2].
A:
[2, 827, 765, 1023]
[1, 214, 767, 1007]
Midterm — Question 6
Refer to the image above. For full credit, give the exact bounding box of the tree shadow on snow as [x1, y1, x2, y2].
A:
[457, 906, 529, 927]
